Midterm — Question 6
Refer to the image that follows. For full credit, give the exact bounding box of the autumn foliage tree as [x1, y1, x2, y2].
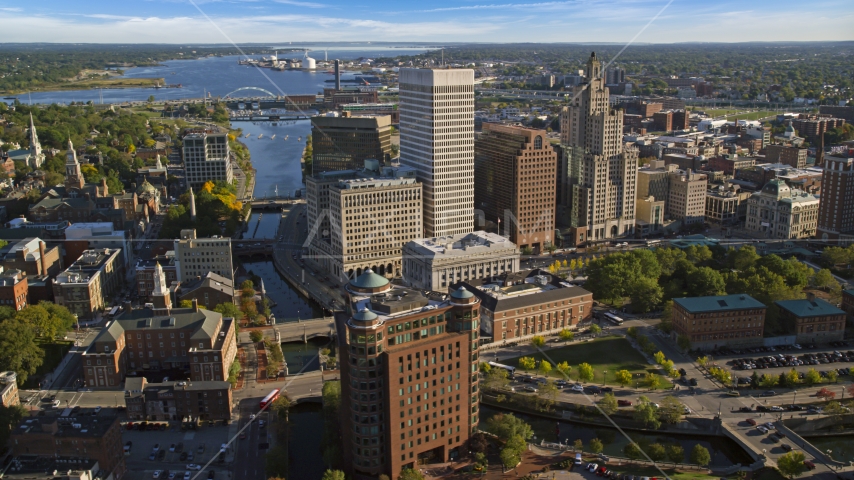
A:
[816, 387, 836, 401]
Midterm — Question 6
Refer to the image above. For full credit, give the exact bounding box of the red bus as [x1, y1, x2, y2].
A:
[260, 389, 280, 410]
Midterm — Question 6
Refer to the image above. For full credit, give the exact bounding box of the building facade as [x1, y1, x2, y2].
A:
[474, 123, 556, 253]
[817, 154, 854, 242]
[0, 269, 28, 311]
[765, 145, 808, 169]
[559, 52, 637, 244]
[671, 294, 766, 350]
[306, 162, 423, 281]
[667, 169, 708, 225]
[451, 270, 593, 344]
[177, 272, 236, 310]
[124, 377, 233, 422]
[10, 408, 126, 480]
[705, 185, 745, 226]
[0, 371, 20, 407]
[399, 68, 475, 237]
[174, 229, 234, 283]
[745, 179, 820, 239]
[311, 114, 393, 174]
[337, 270, 480, 479]
[776, 296, 846, 344]
[53, 248, 124, 320]
[402, 231, 520, 292]
[1, 237, 62, 277]
[182, 130, 234, 190]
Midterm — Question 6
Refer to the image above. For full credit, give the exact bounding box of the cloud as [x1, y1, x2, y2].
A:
[0, 6, 22, 11]
[416, 1, 576, 12]
[271, 0, 326, 8]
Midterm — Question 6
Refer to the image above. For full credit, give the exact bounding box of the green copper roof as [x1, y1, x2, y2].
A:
[775, 298, 844, 318]
[673, 294, 765, 313]
[350, 268, 389, 289]
[352, 307, 378, 322]
[451, 286, 474, 299]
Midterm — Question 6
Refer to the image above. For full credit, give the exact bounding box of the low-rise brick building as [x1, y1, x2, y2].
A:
[0, 269, 28, 311]
[450, 269, 593, 344]
[124, 377, 232, 422]
[671, 294, 766, 350]
[9, 408, 126, 480]
[776, 295, 846, 344]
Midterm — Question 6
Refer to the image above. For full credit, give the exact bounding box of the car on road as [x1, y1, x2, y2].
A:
[787, 405, 804, 411]
[168, 473, 177, 480]
[207, 472, 215, 480]
[726, 390, 740, 397]
[571, 384, 584, 392]
[153, 471, 163, 479]
[764, 422, 775, 430]
[770, 406, 784, 412]
[739, 407, 752, 412]
[170, 444, 177, 452]
[186, 465, 202, 471]
[617, 400, 633, 407]
[585, 386, 601, 394]
[197, 444, 205, 454]
[586, 463, 598, 472]
[688, 378, 698, 386]
[756, 426, 768, 433]
[760, 391, 777, 397]
[149, 453, 157, 461]
[804, 460, 816, 470]
[152, 444, 161, 453]
[183, 472, 191, 480]
[521, 385, 538, 393]
[781, 443, 792, 451]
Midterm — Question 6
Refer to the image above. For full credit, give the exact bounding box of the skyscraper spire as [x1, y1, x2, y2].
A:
[155, 155, 163, 170]
[150, 261, 172, 315]
[65, 139, 84, 190]
[189, 187, 197, 221]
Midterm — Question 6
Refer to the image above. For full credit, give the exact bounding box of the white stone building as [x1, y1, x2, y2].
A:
[745, 179, 819, 239]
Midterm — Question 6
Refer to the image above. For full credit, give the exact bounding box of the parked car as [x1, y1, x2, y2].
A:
[183, 472, 192, 480]
[781, 443, 792, 451]
[760, 391, 777, 397]
[153, 471, 163, 479]
[804, 460, 816, 470]
[746, 419, 757, 426]
[571, 384, 584, 392]
[186, 465, 202, 471]
[617, 400, 633, 407]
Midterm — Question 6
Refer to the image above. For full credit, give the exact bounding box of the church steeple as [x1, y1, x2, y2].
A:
[29, 113, 41, 158]
[150, 261, 172, 316]
[189, 187, 197, 221]
[65, 139, 84, 190]
[155, 154, 163, 170]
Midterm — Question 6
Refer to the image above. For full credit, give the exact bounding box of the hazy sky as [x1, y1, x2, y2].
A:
[1, 0, 853, 44]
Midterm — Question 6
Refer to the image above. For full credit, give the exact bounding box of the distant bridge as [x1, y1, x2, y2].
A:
[229, 114, 312, 122]
[249, 198, 302, 210]
[223, 87, 278, 98]
[233, 240, 276, 257]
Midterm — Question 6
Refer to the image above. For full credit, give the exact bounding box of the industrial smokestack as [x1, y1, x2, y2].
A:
[334, 59, 340, 91]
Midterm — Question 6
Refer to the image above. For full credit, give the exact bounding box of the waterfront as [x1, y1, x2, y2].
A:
[233, 121, 311, 199]
[809, 435, 854, 463]
[479, 405, 753, 467]
[287, 403, 326, 480]
[4, 46, 429, 105]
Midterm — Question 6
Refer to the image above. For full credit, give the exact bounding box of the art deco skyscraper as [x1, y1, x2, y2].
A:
[559, 53, 638, 244]
[399, 68, 475, 237]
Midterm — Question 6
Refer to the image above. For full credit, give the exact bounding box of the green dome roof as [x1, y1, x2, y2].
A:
[451, 286, 474, 299]
[352, 307, 378, 322]
[350, 268, 389, 289]
[137, 179, 156, 194]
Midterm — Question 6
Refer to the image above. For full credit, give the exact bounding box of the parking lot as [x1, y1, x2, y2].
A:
[122, 423, 233, 480]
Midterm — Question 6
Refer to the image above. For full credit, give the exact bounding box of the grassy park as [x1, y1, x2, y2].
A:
[502, 336, 673, 389]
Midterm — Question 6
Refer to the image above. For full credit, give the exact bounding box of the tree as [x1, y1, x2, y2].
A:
[556, 361, 572, 378]
[16, 304, 72, 340]
[633, 401, 661, 429]
[399, 467, 425, 480]
[558, 329, 574, 342]
[0, 404, 26, 447]
[484, 368, 511, 391]
[0, 319, 44, 384]
[784, 368, 800, 388]
[531, 335, 545, 348]
[666, 444, 684, 463]
[500, 435, 526, 470]
[589, 324, 602, 335]
[826, 370, 838, 384]
[321, 470, 345, 480]
[598, 393, 618, 416]
[535, 381, 559, 411]
[469, 433, 488, 454]
[578, 362, 594, 382]
[538, 360, 552, 376]
[573, 438, 583, 453]
[648, 443, 666, 462]
[179, 300, 194, 308]
[644, 372, 661, 390]
[250, 331, 264, 343]
[813, 268, 837, 290]
[214, 302, 242, 319]
[624, 442, 642, 460]
[518, 357, 536, 372]
[588, 438, 604, 454]
[690, 444, 711, 466]
[816, 387, 836, 400]
[776, 451, 806, 479]
[479, 362, 492, 374]
[686, 267, 727, 297]
[696, 356, 708, 368]
[485, 413, 533, 442]
[677, 334, 691, 352]
[629, 277, 663, 313]
[654, 351, 666, 365]
[805, 368, 821, 386]
[626, 326, 639, 339]
[759, 374, 778, 389]
[658, 396, 684, 424]
[615, 370, 632, 387]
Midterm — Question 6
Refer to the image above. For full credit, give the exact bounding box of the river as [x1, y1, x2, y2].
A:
[3, 45, 430, 105]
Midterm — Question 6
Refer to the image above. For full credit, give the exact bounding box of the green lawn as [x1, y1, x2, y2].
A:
[599, 464, 718, 480]
[27, 339, 74, 387]
[502, 337, 673, 389]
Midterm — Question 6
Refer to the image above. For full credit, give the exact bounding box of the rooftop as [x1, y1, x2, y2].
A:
[673, 294, 766, 313]
[776, 298, 845, 318]
[88, 307, 224, 348]
[2, 456, 101, 480]
[451, 269, 592, 313]
[404, 231, 518, 259]
[13, 408, 120, 438]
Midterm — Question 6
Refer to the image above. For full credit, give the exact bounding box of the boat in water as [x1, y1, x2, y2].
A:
[258, 134, 263, 139]
[244, 133, 250, 138]
[271, 134, 276, 140]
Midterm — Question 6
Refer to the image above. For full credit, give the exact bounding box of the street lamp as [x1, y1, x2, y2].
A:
[603, 371, 607, 386]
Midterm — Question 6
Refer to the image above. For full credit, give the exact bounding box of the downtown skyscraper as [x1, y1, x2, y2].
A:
[559, 52, 638, 244]
[399, 68, 475, 238]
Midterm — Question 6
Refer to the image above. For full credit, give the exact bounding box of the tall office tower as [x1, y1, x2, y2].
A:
[182, 130, 234, 190]
[817, 154, 854, 241]
[559, 52, 637, 244]
[474, 123, 557, 252]
[173, 229, 234, 282]
[337, 269, 480, 479]
[311, 114, 393, 174]
[399, 68, 475, 237]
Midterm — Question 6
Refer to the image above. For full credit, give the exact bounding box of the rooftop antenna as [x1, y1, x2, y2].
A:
[325, 49, 328, 62]
[441, 48, 444, 67]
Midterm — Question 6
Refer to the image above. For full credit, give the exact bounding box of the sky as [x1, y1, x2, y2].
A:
[1, 0, 853, 44]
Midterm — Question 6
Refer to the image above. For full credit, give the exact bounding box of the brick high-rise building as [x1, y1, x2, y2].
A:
[791, 115, 845, 145]
[652, 111, 673, 132]
[672, 110, 690, 130]
[399, 68, 475, 237]
[0, 269, 27, 312]
[337, 270, 480, 479]
[311, 114, 393, 174]
[474, 123, 556, 252]
[817, 154, 854, 241]
[559, 52, 638, 244]
[671, 294, 766, 350]
[765, 145, 808, 169]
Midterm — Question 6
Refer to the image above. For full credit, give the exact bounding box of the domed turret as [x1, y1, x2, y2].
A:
[347, 268, 391, 295]
[352, 307, 378, 322]
[137, 179, 157, 195]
